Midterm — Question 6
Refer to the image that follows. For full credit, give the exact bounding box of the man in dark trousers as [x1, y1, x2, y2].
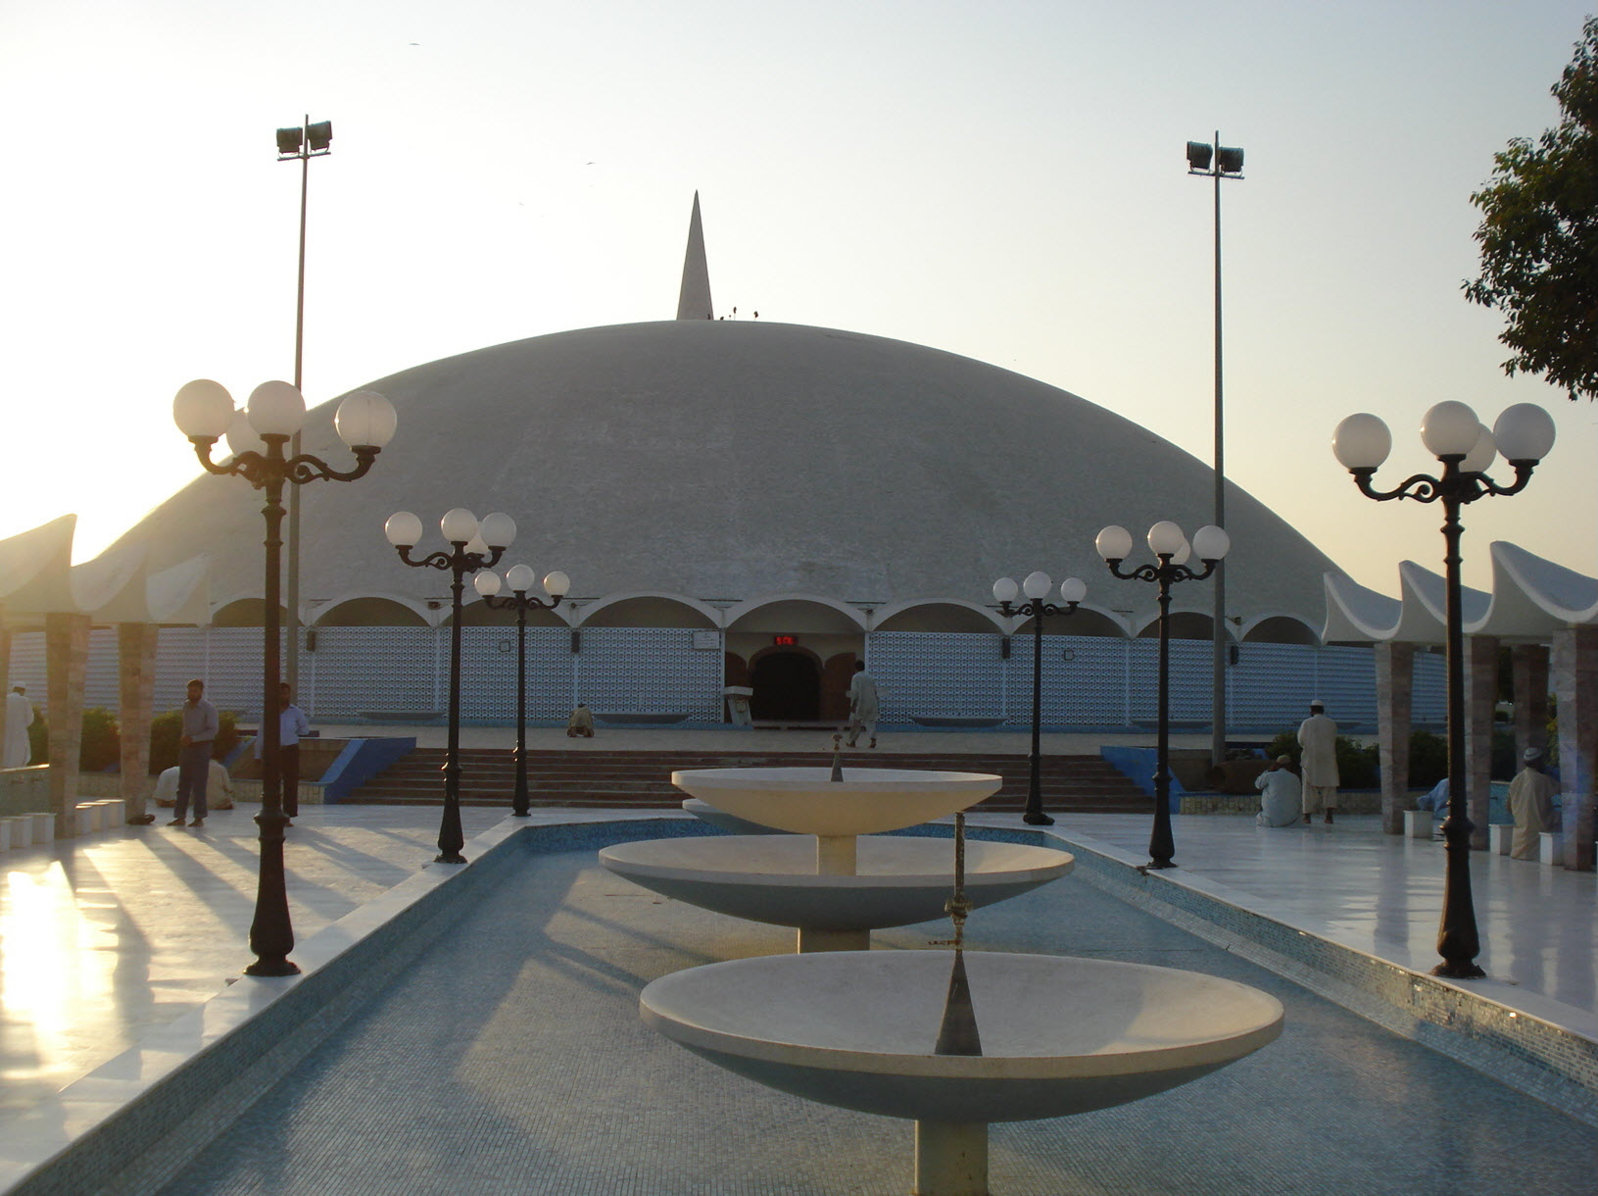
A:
[277, 683, 312, 823]
[172, 678, 218, 828]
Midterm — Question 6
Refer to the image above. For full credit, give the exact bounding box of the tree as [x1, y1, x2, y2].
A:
[1464, 17, 1598, 402]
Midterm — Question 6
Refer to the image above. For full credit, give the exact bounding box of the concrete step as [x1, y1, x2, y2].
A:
[344, 745, 1150, 809]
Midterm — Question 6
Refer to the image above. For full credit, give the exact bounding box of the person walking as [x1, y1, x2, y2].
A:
[277, 683, 312, 823]
[172, 678, 218, 828]
[844, 660, 880, 748]
[1298, 699, 1339, 825]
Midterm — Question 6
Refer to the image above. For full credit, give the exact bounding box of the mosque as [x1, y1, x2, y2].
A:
[5, 198, 1444, 734]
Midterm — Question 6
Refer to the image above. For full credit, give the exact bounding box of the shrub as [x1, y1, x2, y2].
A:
[1264, 729, 1379, 788]
[19, 706, 122, 770]
[79, 707, 121, 771]
[148, 708, 241, 774]
[1408, 730, 1447, 789]
[26, 705, 46, 764]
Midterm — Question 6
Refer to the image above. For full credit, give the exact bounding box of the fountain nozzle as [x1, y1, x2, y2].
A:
[934, 812, 983, 1056]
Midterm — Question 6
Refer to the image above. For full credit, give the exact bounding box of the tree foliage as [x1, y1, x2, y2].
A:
[1464, 17, 1598, 401]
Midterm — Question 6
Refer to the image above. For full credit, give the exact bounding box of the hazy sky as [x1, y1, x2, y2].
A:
[2, 0, 1594, 593]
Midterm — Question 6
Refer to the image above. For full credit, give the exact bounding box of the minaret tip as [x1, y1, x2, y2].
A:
[676, 192, 714, 320]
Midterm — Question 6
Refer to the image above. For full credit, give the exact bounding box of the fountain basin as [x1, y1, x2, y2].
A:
[670, 767, 1002, 836]
[640, 950, 1283, 1123]
[600, 835, 1072, 932]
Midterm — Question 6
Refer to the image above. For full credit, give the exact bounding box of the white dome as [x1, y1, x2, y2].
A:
[122, 320, 1341, 622]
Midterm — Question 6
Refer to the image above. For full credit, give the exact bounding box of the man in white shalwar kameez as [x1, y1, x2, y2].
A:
[1508, 748, 1558, 861]
[1297, 700, 1339, 824]
[845, 661, 880, 748]
[1255, 756, 1302, 827]
[4, 686, 33, 769]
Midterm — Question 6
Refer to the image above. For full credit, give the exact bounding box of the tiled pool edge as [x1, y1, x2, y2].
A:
[8, 813, 1592, 1196]
[1046, 827, 1598, 1127]
[0, 817, 705, 1196]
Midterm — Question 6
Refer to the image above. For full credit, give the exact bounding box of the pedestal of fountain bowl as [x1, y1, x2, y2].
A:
[600, 835, 1074, 952]
[641, 950, 1283, 1195]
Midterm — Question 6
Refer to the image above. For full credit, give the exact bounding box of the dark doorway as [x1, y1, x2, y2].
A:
[750, 651, 821, 721]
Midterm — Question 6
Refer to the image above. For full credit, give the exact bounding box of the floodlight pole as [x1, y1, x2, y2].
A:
[1187, 132, 1245, 768]
[278, 116, 332, 701]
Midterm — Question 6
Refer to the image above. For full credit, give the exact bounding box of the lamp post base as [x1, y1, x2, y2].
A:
[1022, 812, 1055, 826]
[1147, 859, 1177, 871]
[434, 851, 467, 865]
[1431, 960, 1486, 980]
[244, 957, 303, 977]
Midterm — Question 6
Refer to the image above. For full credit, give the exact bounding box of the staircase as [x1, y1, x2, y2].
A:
[341, 747, 1151, 813]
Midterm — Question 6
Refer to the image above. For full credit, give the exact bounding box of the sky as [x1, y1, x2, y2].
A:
[1, 0, 1595, 594]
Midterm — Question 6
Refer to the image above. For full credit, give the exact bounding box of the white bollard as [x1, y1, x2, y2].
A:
[0, 818, 15, 851]
[29, 811, 54, 844]
[1539, 831, 1563, 866]
[1404, 810, 1433, 840]
[1489, 824, 1513, 855]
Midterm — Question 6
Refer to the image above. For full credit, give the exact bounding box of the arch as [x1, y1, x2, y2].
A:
[1014, 605, 1127, 638]
[579, 592, 718, 628]
[1133, 610, 1217, 641]
[875, 600, 1004, 634]
[211, 597, 289, 627]
[451, 597, 569, 628]
[313, 595, 430, 627]
[1241, 614, 1321, 645]
[725, 594, 866, 634]
[748, 646, 823, 721]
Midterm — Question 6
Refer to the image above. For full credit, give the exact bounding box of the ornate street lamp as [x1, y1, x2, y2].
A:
[385, 508, 517, 863]
[174, 379, 396, 976]
[1186, 134, 1246, 770]
[473, 565, 570, 817]
[1096, 521, 1230, 870]
[992, 572, 1086, 826]
[1333, 400, 1555, 979]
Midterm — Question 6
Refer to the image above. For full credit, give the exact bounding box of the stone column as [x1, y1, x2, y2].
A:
[1375, 641, 1413, 835]
[1464, 634, 1499, 851]
[1552, 625, 1597, 871]
[118, 623, 159, 823]
[46, 612, 90, 838]
[1511, 643, 1551, 759]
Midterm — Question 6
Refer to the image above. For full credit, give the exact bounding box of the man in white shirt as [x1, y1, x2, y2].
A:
[4, 685, 33, 768]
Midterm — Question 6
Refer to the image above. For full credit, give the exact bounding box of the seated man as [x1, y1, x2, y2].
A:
[153, 758, 236, 810]
[1254, 756, 1302, 828]
[566, 703, 595, 738]
[1508, 748, 1559, 861]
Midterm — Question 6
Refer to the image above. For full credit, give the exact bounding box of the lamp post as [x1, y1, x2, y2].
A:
[992, 572, 1086, 826]
[1186, 134, 1245, 770]
[473, 565, 570, 817]
[1096, 521, 1230, 870]
[385, 508, 517, 863]
[174, 379, 395, 976]
[1333, 400, 1555, 979]
[275, 117, 333, 701]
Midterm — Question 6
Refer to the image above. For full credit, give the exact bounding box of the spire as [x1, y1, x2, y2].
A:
[676, 191, 714, 320]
